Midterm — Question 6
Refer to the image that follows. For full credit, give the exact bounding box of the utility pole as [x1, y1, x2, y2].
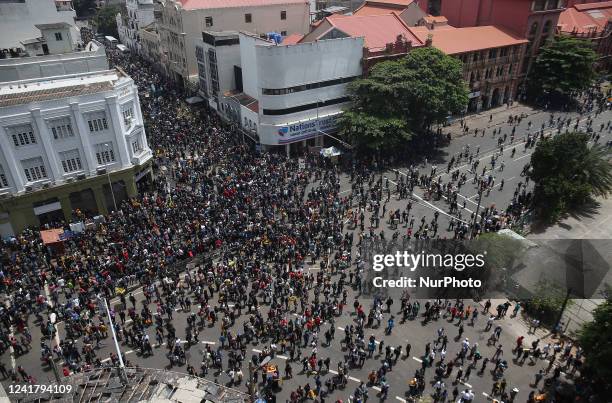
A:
[98, 295, 127, 384]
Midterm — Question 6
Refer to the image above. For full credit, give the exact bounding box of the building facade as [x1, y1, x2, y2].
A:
[0, 0, 78, 51]
[116, 0, 156, 52]
[0, 69, 153, 236]
[158, 0, 311, 88]
[558, 1, 612, 70]
[410, 24, 528, 111]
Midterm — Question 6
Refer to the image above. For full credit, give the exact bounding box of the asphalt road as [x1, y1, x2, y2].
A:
[2, 105, 610, 402]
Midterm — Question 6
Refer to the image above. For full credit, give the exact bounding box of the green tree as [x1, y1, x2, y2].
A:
[73, 0, 96, 17]
[93, 5, 120, 38]
[528, 35, 597, 104]
[578, 298, 612, 384]
[339, 47, 468, 151]
[528, 132, 612, 223]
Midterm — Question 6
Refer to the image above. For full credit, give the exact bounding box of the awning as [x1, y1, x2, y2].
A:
[185, 96, 204, 104]
[40, 229, 64, 245]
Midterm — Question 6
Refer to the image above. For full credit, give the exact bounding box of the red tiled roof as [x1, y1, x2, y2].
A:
[574, 0, 612, 11]
[558, 1, 612, 34]
[179, 0, 307, 10]
[326, 13, 424, 51]
[365, 0, 414, 6]
[282, 33, 304, 44]
[354, 4, 404, 15]
[409, 25, 528, 55]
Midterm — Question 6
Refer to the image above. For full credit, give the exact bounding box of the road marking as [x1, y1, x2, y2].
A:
[337, 327, 344, 331]
[372, 386, 382, 391]
[462, 382, 472, 388]
[329, 369, 339, 375]
[277, 355, 288, 360]
[201, 341, 216, 345]
[348, 376, 361, 383]
[396, 397, 407, 403]
[412, 356, 422, 363]
[252, 348, 262, 353]
[483, 392, 491, 398]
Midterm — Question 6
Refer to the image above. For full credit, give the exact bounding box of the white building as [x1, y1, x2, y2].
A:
[0, 0, 78, 51]
[116, 0, 156, 52]
[0, 67, 153, 237]
[196, 31, 363, 154]
[158, 0, 311, 88]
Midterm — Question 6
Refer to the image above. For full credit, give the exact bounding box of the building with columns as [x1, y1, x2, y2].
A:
[0, 68, 152, 237]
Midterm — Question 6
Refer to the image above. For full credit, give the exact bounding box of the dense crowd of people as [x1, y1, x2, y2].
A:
[0, 49, 608, 403]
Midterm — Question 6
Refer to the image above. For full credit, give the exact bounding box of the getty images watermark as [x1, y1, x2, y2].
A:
[371, 251, 487, 289]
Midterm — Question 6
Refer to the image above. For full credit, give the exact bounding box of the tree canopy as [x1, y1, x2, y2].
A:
[528, 35, 597, 104]
[73, 0, 97, 17]
[93, 5, 120, 38]
[339, 47, 468, 151]
[578, 298, 612, 385]
[528, 132, 612, 222]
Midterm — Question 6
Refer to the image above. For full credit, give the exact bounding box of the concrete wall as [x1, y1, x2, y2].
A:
[0, 0, 78, 49]
[243, 36, 363, 145]
[160, 0, 310, 82]
[0, 42, 108, 82]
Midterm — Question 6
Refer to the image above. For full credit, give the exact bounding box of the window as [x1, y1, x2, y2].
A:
[529, 22, 538, 36]
[262, 76, 359, 95]
[49, 118, 74, 139]
[95, 143, 116, 165]
[60, 149, 83, 173]
[0, 165, 8, 188]
[122, 103, 134, 128]
[280, 10, 286, 20]
[86, 111, 108, 133]
[281, 30, 287, 36]
[533, 0, 546, 11]
[205, 16, 213, 27]
[262, 96, 350, 116]
[7, 124, 36, 147]
[54, 32, 63, 41]
[542, 20, 552, 34]
[21, 157, 47, 182]
[245, 13, 252, 23]
[208, 49, 219, 99]
[131, 136, 142, 154]
[489, 48, 497, 59]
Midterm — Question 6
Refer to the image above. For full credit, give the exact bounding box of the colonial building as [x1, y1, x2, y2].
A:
[116, 0, 156, 53]
[0, 34, 152, 236]
[557, 1, 612, 69]
[410, 24, 528, 111]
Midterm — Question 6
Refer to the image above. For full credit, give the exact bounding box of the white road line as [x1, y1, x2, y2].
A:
[462, 382, 472, 388]
[337, 327, 344, 331]
[412, 356, 422, 363]
[277, 355, 288, 360]
[329, 369, 339, 375]
[514, 152, 532, 161]
[201, 341, 216, 345]
[483, 392, 491, 398]
[348, 376, 361, 383]
[372, 386, 382, 391]
[396, 397, 407, 403]
[252, 348, 262, 353]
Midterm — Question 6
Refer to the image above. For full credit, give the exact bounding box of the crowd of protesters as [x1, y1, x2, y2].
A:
[0, 49, 608, 403]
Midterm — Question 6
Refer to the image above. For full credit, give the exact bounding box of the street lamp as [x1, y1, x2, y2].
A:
[97, 295, 127, 384]
[104, 143, 118, 212]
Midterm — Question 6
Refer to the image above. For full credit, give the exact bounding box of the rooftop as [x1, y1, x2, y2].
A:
[34, 22, 73, 30]
[282, 33, 304, 44]
[0, 69, 123, 108]
[324, 13, 424, 51]
[178, 0, 307, 10]
[558, 1, 612, 34]
[409, 25, 528, 54]
[354, 4, 404, 15]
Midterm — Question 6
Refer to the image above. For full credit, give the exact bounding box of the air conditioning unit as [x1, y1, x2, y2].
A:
[97, 168, 107, 175]
[25, 186, 33, 192]
[77, 173, 87, 180]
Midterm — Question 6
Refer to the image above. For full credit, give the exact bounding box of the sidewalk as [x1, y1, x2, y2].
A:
[447, 103, 541, 138]
[478, 299, 549, 344]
